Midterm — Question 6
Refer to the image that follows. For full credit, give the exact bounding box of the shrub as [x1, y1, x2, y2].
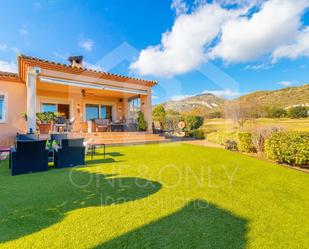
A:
[207, 130, 238, 146]
[265, 131, 309, 166]
[189, 129, 205, 139]
[152, 105, 166, 123]
[185, 115, 204, 131]
[137, 111, 148, 131]
[238, 132, 254, 153]
[267, 107, 287, 118]
[251, 126, 282, 153]
[288, 106, 308, 119]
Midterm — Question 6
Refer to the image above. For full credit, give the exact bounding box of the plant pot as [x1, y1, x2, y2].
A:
[38, 123, 52, 134]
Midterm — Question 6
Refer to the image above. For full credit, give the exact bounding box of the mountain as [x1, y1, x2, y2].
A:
[160, 84, 309, 115]
[161, 93, 224, 114]
[234, 84, 309, 108]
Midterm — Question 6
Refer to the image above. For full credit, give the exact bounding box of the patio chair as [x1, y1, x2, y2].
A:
[11, 140, 49, 176]
[94, 118, 110, 132]
[54, 138, 85, 168]
[153, 121, 163, 134]
[54, 116, 67, 132]
[66, 117, 75, 132]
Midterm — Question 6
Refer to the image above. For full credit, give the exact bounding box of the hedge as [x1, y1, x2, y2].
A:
[189, 129, 205, 139]
[265, 132, 309, 166]
[238, 132, 254, 153]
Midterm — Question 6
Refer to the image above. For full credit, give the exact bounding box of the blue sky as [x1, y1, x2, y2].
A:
[0, 0, 308, 104]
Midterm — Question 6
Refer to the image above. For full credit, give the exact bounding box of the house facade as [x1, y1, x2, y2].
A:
[0, 54, 156, 146]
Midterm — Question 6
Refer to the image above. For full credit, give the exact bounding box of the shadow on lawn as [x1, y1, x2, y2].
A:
[94, 200, 248, 249]
[0, 162, 161, 243]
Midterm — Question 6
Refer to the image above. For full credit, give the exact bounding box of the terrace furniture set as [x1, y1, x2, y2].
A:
[10, 133, 86, 176]
[92, 118, 138, 132]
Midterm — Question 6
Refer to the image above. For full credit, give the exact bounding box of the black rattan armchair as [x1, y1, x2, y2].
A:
[11, 140, 49, 176]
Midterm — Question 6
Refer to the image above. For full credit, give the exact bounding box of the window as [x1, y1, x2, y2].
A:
[101, 105, 112, 119]
[41, 103, 57, 113]
[86, 104, 99, 121]
[128, 97, 141, 121]
[0, 95, 5, 122]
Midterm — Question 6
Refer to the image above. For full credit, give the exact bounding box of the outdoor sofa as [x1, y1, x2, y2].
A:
[11, 140, 49, 176]
[54, 138, 85, 168]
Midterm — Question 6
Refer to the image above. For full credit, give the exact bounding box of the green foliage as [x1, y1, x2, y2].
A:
[185, 115, 204, 131]
[207, 110, 222, 119]
[162, 115, 183, 132]
[152, 105, 166, 123]
[265, 131, 309, 166]
[267, 107, 287, 118]
[238, 132, 254, 153]
[137, 111, 148, 131]
[189, 129, 205, 139]
[288, 106, 308, 119]
[36, 112, 55, 124]
[207, 130, 239, 146]
[251, 126, 282, 153]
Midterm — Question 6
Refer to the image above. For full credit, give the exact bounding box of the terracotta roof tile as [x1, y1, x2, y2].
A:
[0, 71, 18, 78]
[19, 54, 157, 86]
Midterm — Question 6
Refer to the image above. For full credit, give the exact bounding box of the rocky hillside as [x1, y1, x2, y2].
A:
[160, 84, 309, 114]
[235, 84, 309, 108]
[161, 93, 224, 114]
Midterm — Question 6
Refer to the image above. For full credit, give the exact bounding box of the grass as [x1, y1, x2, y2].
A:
[0, 143, 309, 248]
[203, 118, 309, 133]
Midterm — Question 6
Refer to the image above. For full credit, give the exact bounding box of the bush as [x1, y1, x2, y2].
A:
[189, 129, 205, 139]
[288, 106, 308, 119]
[265, 132, 309, 166]
[207, 130, 239, 146]
[267, 107, 287, 118]
[137, 111, 148, 131]
[152, 105, 166, 123]
[251, 126, 282, 153]
[238, 132, 254, 153]
[185, 115, 204, 131]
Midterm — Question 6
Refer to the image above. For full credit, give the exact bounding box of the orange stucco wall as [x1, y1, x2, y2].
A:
[0, 80, 27, 146]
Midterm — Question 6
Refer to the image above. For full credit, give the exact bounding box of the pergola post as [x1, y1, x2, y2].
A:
[140, 89, 153, 133]
[26, 67, 38, 133]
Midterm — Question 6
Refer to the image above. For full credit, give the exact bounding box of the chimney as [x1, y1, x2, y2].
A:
[68, 56, 83, 69]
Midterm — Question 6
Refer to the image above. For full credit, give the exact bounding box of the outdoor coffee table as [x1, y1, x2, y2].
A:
[88, 143, 106, 159]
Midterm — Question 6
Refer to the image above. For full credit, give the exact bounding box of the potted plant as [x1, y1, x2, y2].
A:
[36, 112, 55, 134]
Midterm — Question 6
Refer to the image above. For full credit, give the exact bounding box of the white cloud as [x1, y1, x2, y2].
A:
[20, 28, 29, 36]
[243, 63, 272, 70]
[83, 61, 105, 72]
[210, 0, 309, 62]
[152, 95, 160, 100]
[130, 3, 241, 77]
[272, 27, 309, 62]
[171, 94, 193, 101]
[79, 38, 94, 52]
[131, 0, 309, 78]
[0, 61, 18, 73]
[0, 44, 8, 52]
[171, 0, 189, 16]
[202, 88, 242, 98]
[0, 43, 19, 53]
[278, 81, 292, 87]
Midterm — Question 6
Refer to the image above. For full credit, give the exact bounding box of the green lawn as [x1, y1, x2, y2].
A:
[0, 143, 309, 248]
[204, 118, 309, 133]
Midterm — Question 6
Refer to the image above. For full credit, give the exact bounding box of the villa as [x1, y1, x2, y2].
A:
[0, 54, 158, 146]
